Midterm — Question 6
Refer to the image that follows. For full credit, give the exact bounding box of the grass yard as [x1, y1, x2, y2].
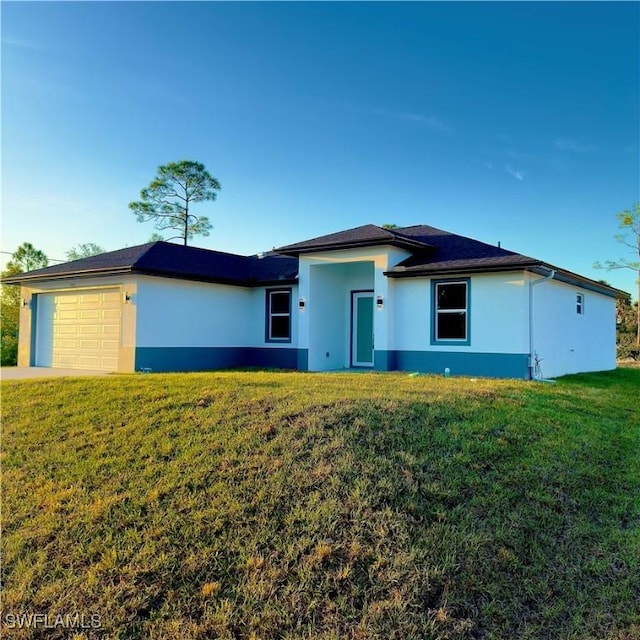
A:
[1, 369, 639, 640]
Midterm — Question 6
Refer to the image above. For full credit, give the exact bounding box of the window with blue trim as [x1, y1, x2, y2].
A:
[433, 280, 469, 343]
[266, 289, 292, 342]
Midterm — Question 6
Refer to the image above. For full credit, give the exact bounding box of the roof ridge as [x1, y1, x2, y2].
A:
[127, 241, 165, 267]
[395, 223, 452, 235]
[143, 241, 251, 259]
[396, 224, 538, 259]
[386, 226, 430, 242]
[276, 223, 434, 254]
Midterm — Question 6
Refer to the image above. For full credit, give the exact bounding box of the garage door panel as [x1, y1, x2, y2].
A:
[35, 289, 121, 371]
[59, 310, 80, 320]
[102, 325, 120, 335]
[59, 338, 81, 349]
[78, 325, 100, 335]
[79, 339, 100, 350]
[58, 325, 78, 334]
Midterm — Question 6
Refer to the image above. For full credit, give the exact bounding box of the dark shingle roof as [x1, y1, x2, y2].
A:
[385, 225, 625, 297]
[277, 224, 434, 253]
[247, 252, 299, 284]
[2, 241, 298, 286]
[5, 243, 158, 281]
[275, 222, 538, 273]
[132, 243, 253, 284]
[385, 224, 539, 275]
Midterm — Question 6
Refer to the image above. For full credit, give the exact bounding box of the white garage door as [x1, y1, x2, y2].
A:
[35, 289, 122, 371]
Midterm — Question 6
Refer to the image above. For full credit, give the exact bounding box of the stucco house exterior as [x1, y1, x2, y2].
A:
[4, 224, 623, 379]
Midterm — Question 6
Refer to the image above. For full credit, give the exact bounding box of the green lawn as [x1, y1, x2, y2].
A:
[2, 369, 639, 640]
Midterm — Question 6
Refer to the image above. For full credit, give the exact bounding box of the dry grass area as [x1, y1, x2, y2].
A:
[2, 369, 639, 639]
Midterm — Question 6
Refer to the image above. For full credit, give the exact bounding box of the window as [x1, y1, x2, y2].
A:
[576, 293, 584, 315]
[266, 289, 291, 342]
[432, 279, 470, 344]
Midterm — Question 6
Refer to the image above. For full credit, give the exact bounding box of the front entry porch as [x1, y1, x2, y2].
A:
[305, 261, 376, 372]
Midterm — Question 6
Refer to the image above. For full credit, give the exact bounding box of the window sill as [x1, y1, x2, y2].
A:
[430, 339, 471, 347]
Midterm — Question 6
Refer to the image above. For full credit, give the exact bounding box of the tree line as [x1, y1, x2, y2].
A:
[594, 202, 640, 360]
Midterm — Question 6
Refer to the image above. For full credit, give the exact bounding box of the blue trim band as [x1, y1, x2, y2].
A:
[135, 347, 528, 378]
[373, 350, 393, 371]
[375, 350, 530, 379]
[135, 347, 300, 372]
[297, 349, 309, 370]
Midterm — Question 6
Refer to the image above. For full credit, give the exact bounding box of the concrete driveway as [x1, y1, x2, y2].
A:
[0, 367, 110, 380]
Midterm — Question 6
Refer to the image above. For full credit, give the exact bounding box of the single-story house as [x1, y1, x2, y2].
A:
[4, 224, 624, 379]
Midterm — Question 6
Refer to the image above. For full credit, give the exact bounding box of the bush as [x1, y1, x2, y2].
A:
[617, 335, 639, 361]
[1, 332, 18, 366]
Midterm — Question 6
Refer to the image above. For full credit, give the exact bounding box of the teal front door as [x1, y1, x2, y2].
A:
[352, 292, 374, 367]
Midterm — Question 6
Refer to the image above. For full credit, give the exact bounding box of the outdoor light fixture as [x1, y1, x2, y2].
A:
[298, 298, 306, 311]
[123, 291, 131, 303]
[21, 298, 29, 308]
[376, 295, 384, 309]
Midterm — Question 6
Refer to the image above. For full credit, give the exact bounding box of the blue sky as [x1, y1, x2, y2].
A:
[2, 1, 638, 296]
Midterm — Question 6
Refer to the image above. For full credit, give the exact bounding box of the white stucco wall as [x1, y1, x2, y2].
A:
[135, 276, 253, 347]
[531, 277, 616, 378]
[308, 265, 349, 370]
[135, 276, 299, 349]
[393, 272, 530, 354]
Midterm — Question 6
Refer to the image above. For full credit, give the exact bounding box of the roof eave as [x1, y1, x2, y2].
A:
[2, 265, 300, 289]
[386, 262, 628, 298]
[133, 268, 251, 287]
[1, 265, 135, 285]
[278, 238, 431, 256]
[134, 269, 299, 288]
[529, 264, 628, 298]
[385, 263, 539, 277]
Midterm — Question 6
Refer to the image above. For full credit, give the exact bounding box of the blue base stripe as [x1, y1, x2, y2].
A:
[135, 347, 529, 378]
[135, 347, 300, 372]
[373, 350, 394, 371]
[376, 350, 530, 379]
[297, 349, 309, 370]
